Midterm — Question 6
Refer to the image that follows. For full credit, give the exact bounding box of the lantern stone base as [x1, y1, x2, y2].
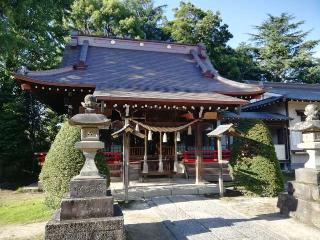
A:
[60, 196, 114, 220]
[70, 177, 107, 198]
[45, 177, 124, 239]
[277, 168, 320, 229]
[45, 205, 124, 240]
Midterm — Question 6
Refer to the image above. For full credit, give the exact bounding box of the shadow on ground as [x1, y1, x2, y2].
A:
[125, 212, 289, 240]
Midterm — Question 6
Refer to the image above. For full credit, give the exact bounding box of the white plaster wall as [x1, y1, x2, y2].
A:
[288, 101, 320, 168]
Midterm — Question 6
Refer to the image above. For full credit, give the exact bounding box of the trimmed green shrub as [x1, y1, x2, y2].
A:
[39, 121, 110, 208]
[229, 119, 284, 196]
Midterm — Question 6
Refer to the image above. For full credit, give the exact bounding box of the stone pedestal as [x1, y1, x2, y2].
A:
[278, 168, 320, 228]
[46, 205, 124, 240]
[278, 104, 320, 229]
[45, 176, 124, 240]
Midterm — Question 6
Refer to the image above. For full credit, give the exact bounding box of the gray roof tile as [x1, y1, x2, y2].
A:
[16, 37, 264, 104]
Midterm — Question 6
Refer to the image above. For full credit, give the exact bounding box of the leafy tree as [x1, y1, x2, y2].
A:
[0, 72, 34, 183]
[125, 0, 167, 40]
[40, 121, 110, 208]
[229, 119, 284, 197]
[233, 43, 263, 81]
[68, 0, 167, 39]
[249, 13, 320, 83]
[0, 0, 73, 184]
[163, 2, 240, 79]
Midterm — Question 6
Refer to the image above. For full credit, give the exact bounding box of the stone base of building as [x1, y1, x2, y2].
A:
[277, 168, 320, 229]
[45, 205, 124, 240]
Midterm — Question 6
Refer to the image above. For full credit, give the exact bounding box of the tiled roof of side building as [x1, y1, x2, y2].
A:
[241, 96, 284, 111]
[221, 111, 291, 121]
[14, 35, 264, 104]
[245, 80, 320, 101]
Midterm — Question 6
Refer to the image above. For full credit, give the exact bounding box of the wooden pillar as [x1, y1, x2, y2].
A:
[159, 132, 163, 172]
[195, 122, 203, 184]
[174, 132, 178, 172]
[217, 136, 224, 197]
[123, 119, 130, 203]
[100, 100, 105, 113]
[216, 119, 224, 197]
[142, 130, 148, 173]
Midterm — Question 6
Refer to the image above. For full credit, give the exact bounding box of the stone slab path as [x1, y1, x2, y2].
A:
[124, 195, 320, 240]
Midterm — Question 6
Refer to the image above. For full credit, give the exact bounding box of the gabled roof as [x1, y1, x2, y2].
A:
[14, 35, 264, 109]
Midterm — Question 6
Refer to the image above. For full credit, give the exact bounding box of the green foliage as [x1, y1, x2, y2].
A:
[68, 0, 167, 40]
[229, 119, 284, 196]
[39, 121, 110, 209]
[249, 13, 320, 83]
[0, 0, 72, 69]
[0, 0, 71, 184]
[233, 43, 262, 81]
[0, 71, 34, 183]
[163, 2, 238, 79]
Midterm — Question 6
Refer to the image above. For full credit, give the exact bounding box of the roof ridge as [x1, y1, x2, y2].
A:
[246, 80, 320, 89]
[72, 35, 198, 55]
[75, 34, 197, 46]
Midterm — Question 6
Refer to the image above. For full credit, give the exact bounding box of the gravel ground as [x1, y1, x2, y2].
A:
[0, 222, 45, 240]
[123, 195, 320, 240]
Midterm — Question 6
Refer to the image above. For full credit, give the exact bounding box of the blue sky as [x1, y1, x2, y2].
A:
[154, 0, 320, 57]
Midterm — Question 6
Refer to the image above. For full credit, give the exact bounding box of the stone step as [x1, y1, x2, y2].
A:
[112, 183, 219, 201]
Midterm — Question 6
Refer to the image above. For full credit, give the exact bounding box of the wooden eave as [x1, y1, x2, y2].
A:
[96, 95, 248, 106]
[217, 90, 265, 97]
[13, 74, 96, 89]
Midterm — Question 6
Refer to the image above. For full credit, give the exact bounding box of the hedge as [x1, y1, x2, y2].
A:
[39, 121, 110, 208]
[229, 119, 284, 196]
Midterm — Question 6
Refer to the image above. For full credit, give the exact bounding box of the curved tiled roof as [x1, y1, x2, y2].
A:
[15, 36, 264, 105]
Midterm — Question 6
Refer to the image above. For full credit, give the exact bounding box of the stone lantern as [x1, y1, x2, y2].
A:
[45, 95, 124, 240]
[292, 104, 320, 169]
[277, 104, 320, 229]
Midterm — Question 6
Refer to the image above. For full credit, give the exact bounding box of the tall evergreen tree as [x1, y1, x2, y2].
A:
[250, 13, 320, 83]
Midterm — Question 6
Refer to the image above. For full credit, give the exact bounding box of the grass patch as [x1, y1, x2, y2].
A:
[0, 190, 54, 225]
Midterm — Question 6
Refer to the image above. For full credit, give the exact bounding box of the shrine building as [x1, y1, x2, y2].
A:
[14, 34, 266, 183]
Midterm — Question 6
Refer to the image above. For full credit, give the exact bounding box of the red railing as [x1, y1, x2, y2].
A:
[182, 150, 231, 164]
[34, 150, 231, 169]
[34, 152, 47, 166]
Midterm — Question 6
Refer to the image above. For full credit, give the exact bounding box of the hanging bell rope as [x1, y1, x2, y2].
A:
[130, 119, 199, 133]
